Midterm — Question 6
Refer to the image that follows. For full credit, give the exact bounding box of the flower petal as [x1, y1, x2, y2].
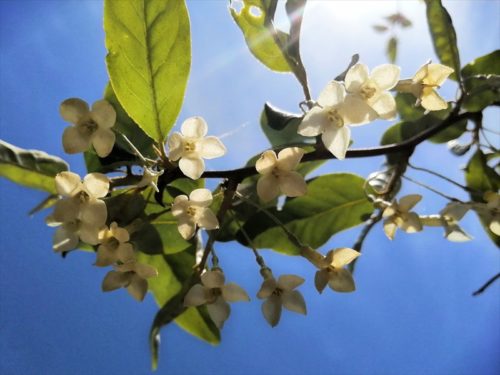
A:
[55, 171, 82, 197]
[111, 223, 130, 243]
[222, 283, 250, 302]
[489, 219, 500, 236]
[314, 269, 329, 294]
[278, 274, 305, 291]
[383, 219, 398, 240]
[83, 173, 109, 198]
[207, 296, 231, 329]
[92, 128, 115, 158]
[370, 91, 397, 119]
[181, 116, 208, 138]
[172, 195, 189, 217]
[133, 262, 158, 279]
[127, 275, 148, 301]
[255, 150, 277, 175]
[117, 243, 135, 262]
[167, 132, 184, 161]
[189, 188, 213, 207]
[177, 216, 196, 240]
[331, 248, 360, 268]
[297, 107, 328, 137]
[398, 194, 422, 212]
[328, 269, 356, 292]
[345, 63, 369, 93]
[276, 147, 304, 171]
[53, 226, 79, 252]
[201, 269, 225, 289]
[52, 197, 80, 222]
[262, 294, 282, 327]
[421, 88, 448, 111]
[62, 126, 92, 154]
[400, 212, 423, 233]
[102, 271, 130, 291]
[424, 63, 454, 86]
[179, 157, 205, 180]
[317, 80, 346, 107]
[322, 125, 350, 160]
[95, 245, 116, 267]
[341, 95, 377, 125]
[256, 174, 280, 202]
[60, 98, 89, 124]
[197, 208, 219, 230]
[282, 290, 307, 315]
[91, 100, 116, 129]
[79, 222, 101, 245]
[184, 284, 210, 306]
[257, 278, 277, 299]
[370, 64, 400, 90]
[79, 199, 107, 226]
[199, 136, 226, 159]
[279, 171, 307, 198]
[445, 223, 473, 242]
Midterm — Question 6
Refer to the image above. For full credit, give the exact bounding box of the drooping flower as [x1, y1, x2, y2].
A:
[298, 81, 376, 159]
[439, 201, 472, 242]
[171, 188, 219, 240]
[95, 222, 135, 267]
[257, 269, 306, 327]
[255, 147, 307, 202]
[382, 194, 423, 240]
[184, 269, 250, 328]
[314, 248, 360, 293]
[395, 62, 454, 111]
[102, 260, 158, 302]
[136, 167, 163, 193]
[167, 117, 226, 180]
[344, 63, 400, 119]
[60, 98, 116, 157]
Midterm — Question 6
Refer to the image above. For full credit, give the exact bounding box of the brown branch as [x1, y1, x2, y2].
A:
[472, 272, 500, 296]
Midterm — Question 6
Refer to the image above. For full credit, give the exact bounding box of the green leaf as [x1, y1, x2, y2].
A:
[0, 139, 68, 194]
[260, 103, 311, 147]
[396, 93, 425, 122]
[465, 150, 500, 246]
[424, 0, 461, 82]
[104, 0, 191, 142]
[461, 50, 500, 111]
[386, 36, 397, 63]
[240, 173, 373, 254]
[230, 0, 291, 72]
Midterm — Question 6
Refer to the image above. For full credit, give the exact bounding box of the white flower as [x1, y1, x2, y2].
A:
[136, 167, 163, 193]
[95, 222, 135, 267]
[167, 117, 226, 180]
[382, 194, 423, 240]
[102, 260, 158, 302]
[184, 269, 250, 329]
[314, 248, 360, 293]
[395, 62, 454, 111]
[171, 188, 219, 240]
[48, 171, 109, 251]
[298, 81, 376, 160]
[439, 202, 472, 242]
[345, 63, 400, 119]
[255, 147, 307, 202]
[257, 270, 306, 327]
[60, 98, 116, 157]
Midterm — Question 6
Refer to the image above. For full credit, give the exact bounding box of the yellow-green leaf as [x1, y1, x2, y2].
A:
[0, 139, 68, 194]
[104, 0, 191, 142]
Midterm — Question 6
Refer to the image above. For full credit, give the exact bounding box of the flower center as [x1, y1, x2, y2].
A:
[272, 288, 283, 297]
[79, 119, 98, 136]
[327, 108, 344, 128]
[360, 84, 377, 99]
[107, 237, 120, 250]
[184, 141, 197, 153]
[186, 206, 197, 217]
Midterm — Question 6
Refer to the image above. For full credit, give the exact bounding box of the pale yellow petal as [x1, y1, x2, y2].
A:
[102, 271, 130, 291]
[279, 171, 307, 198]
[189, 188, 213, 207]
[317, 80, 346, 107]
[92, 128, 115, 158]
[440, 202, 469, 221]
[117, 243, 135, 262]
[445, 223, 473, 242]
[52, 198, 80, 222]
[90, 100, 116, 129]
[276, 147, 304, 171]
[413, 63, 429, 83]
[111, 223, 130, 243]
[400, 212, 423, 233]
[421, 88, 448, 111]
[184, 284, 210, 306]
[370, 64, 400, 90]
[83, 173, 109, 198]
[222, 283, 250, 302]
[196, 208, 219, 230]
[398, 194, 422, 212]
[314, 269, 329, 294]
[79, 199, 107, 226]
[257, 174, 280, 202]
[55, 171, 82, 197]
[78, 223, 101, 245]
[60, 98, 89, 124]
[95, 245, 116, 267]
[62, 126, 91, 154]
[167, 132, 184, 161]
[133, 262, 158, 279]
[369, 91, 397, 119]
[322, 125, 350, 160]
[383, 219, 398, 240]
[127, 275, 148, 301]
[181, 117, 208, 138]
[331, 247, 360, 268]
[255, 150, 277, 175]
[281, 290, 307, 315]
[344, 63, 369, 94]
[489, 219, 500, 236]
[277, 274, 305, 291]
[328, 269, 356, 293]
[179, 157, 205, 180]
[201, 269, 225, 289]
[53, 226, 79, 252]
[262, 294, 282, 327]
[171, 195, 189, 217]
[297, 107, 328, 136]
[177, 216, 196, 240]
[257, 278, 277, 299]
[207, 296, 230, 329]
[341, 95, 377, 125]
[423, 63, 454, 86]
[199, 136, 226, 159]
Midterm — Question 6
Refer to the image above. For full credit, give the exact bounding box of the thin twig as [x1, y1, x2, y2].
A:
[472, 273, 500, 296]
[408, 162, 473, 192]
[402, 175, 460, 201]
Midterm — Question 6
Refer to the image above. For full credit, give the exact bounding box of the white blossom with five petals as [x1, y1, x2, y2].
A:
[314, 248, 360, 293]
[255, 147, 307, 202]
[382, 194, 423, 240]
[298, 81, 376, 160]
[184, 269, 250, 329]
[95, 222, 135, 267]
[172, 188, 219, 240]
[168, 117, 226, 180]
[344, 63, 400, 119]
[60, 98, 116, 157]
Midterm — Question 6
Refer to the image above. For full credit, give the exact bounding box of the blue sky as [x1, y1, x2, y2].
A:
[0, 1, 499, 374]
